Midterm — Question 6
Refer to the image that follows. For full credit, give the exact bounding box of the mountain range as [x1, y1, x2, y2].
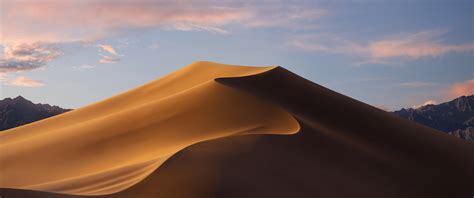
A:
[0, 96, 70, 131]
[393, 95, 473, 140]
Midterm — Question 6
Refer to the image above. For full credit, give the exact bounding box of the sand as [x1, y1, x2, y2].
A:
[1, 61, 473, 198]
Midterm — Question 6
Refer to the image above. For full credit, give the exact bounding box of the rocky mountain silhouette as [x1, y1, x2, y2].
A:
[0, 96, 70, 131]
[393, 95, 473, 140]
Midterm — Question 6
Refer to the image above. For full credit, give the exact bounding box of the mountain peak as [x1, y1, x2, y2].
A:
[14, 95, 26, 100]
[11, 95, 31, 103]
[0, 96, 70, 131]
[451, 95, 473, 112]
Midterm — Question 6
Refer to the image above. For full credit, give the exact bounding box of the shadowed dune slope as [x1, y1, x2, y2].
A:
[1, 62, 473, 198]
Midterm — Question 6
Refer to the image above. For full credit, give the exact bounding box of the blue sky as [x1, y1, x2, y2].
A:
[1, 0, 473, 110]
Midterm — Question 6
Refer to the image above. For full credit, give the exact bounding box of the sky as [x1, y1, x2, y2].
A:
[0, 0, 473, 110]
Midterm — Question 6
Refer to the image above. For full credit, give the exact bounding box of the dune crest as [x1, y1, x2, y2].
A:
[0, 61, 300, 195]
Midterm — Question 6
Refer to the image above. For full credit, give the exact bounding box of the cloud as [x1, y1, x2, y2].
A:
[10, 76, 45, 87]
[2, 1, 327, 44]
[413, 100, 437, 108]
[171, 23, 229, 34]
[290, 30, 474, 64]
[399, 82, 437, 88]
[73, 64, 95, 71]
[367, 30, 474, 59]
[450, 79, 474, 97]
[244, 5, 326, 29]
[0, 43, 63, 73]
[98, 44, 118, 55]
[289, 34, 365, 55]
[0, 1, 249, 69]
[98, 44, 121, 64]
[99, 55, 121, 64]
[1, 1, 251, 44]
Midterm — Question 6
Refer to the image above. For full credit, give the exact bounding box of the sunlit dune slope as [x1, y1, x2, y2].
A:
[1, 61, 473, 198]
[0, 61, 300, 195]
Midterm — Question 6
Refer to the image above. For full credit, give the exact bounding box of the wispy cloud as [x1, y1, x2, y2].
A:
[98, 44, 118, 56]
[244, 5, 326, 29]
[399, 81, 437, 88]
[0, 43, 63, 73]
[171, 23, 230, 34]
[1, 1, 248, 44]
[290, 30, 474, 64]
[367, 30, 474, 59]
[289, 34, 365, 55]
[2, 1, 326, 44]
[98, 44, 121, 64]
[73, 64, 95, 71]
[450, 79, 474, 97]
[10, 76, 45, 87]
[99, 56, 121, 64]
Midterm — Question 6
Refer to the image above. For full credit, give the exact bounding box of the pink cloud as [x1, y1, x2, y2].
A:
[289, 34, 365, 55]
[1, 1, 255, 44]
[0, 43, 63, 73]
[97, 44, 121, 64]
[99, 55, 120, 64]
[290, 30, 474, 64]
[98, 44, 118, 56]
[244, 5, 326, 28]
[368, 30, 474, 59]
[450, 79, 474, 98]
[2, 1, 326, 44]
[11, 76, 45, 87]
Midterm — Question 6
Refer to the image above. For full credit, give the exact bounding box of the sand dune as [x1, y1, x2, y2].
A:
[1, 61, 473, 198]
[0, 62, 300, 195]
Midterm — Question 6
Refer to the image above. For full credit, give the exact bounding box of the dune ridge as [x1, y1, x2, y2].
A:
[1, 61, 473, 198]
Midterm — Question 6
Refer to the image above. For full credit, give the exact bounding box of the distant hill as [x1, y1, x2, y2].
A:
[0, 96, 70, 131]
[393, 95, 474, 140]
